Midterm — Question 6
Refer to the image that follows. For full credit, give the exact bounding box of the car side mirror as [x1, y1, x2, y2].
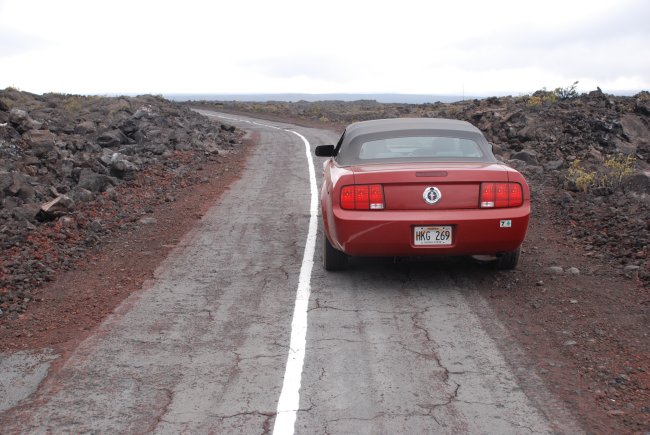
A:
[315, 145, 335, 157]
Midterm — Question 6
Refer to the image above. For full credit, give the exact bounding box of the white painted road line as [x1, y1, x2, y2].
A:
[272, 130, 318, 435]
[208, 113, 317, 435]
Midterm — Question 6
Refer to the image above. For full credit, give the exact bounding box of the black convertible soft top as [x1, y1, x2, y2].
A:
[333, 118, 497, 166]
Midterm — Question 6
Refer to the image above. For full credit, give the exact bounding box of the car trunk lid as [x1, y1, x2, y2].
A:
[349, 162, 509, 210]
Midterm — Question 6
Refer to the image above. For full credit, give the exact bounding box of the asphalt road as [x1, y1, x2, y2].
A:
[0, 111, 581, 434]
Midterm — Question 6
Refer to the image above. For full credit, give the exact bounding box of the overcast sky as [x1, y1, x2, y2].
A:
[0, 0, 648, 96]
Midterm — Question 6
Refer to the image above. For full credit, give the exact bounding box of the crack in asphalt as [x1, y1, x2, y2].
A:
[318, 367, 326, 382]
[262, 413, 273, 435]
[143, 387, 174, 434]
[416, 382, 461, 427]
[407, 308, 542, 434]
[287, 239, 305, 261]
[234, 351, 287, 361]
[210, 410, 277, 435]
[270, 340, 291, 350]
[308, 338, 392, 346]
[304, 304, 468, 430]
[411, 310, 433, 342]
[398, 343, 445, 365]
[408, 308, 462, 386]
[406, 308, 469, 428]
[277, 265, 290, 281]
[298, 397, 317, 414]
[213, 410, 276, 419]
[308, 299, 434, 315]
[323, 407, 453, 430]
[201, 308, 214, 322]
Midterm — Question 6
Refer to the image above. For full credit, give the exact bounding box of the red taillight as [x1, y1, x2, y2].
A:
[368, 184, 384, 209]
[495, 183, 508, 208]
[480, 183, 495, 208]
[341, 186, 355, 210]
[480, 182, 523, 208]
[355, 185, 369, 209]
[340, 184, 384, 210]
[508, 183, 523, 206]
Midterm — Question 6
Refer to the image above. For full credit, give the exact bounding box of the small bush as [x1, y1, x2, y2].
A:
[0, 98, 13, 110]
[527, 96, 542, 107]
[602, 155, 636, 189]
[568, 159, 596, 192]
[567, 155, 636, 192]
[526, 90, 557, 108]
[63, 96, 83, 114]
[554, 81, 579, 100]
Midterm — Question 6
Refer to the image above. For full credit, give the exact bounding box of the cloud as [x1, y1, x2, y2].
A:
[0, 0, 648, 94]
[239, 53, 358, 82]
[435, 0, 650, 85]
[0, 28, 47, 57]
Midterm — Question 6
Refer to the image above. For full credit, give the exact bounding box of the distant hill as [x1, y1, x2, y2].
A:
[165, 93, 470, 104]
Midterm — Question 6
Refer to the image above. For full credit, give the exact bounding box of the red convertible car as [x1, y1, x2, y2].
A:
[315, 118, 530, 270]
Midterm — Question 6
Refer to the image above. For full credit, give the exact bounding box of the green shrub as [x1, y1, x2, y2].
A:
[554, 81, 579, 100]
[567, 154, 636, 192]
[526, 96, 543, 107]
[602, 155, 636, 189]
[526, 89, 557, 108]
[568, 159, 596, 192]
[63, 96, 83, 113]
[0, 98, 13, 110]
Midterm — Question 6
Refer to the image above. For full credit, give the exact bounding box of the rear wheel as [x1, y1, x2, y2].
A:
[496, 247, 520, 270]
[323, 232, 348, 271]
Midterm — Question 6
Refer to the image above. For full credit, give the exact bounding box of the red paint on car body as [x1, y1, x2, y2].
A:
[317, 118, 531, 264]
[321, 161, 530, 257]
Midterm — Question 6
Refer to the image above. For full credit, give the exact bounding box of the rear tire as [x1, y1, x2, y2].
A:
[323, 232, 348, 271]
[496, 247, 520, 270]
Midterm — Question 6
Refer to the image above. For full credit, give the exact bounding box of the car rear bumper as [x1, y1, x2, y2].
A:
[329, 206, 530, 257]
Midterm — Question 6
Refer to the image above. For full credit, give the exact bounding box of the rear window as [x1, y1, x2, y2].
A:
[358, 136, 484, 160]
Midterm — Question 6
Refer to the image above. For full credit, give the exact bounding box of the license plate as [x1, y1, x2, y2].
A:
[413, 226, 452, 246]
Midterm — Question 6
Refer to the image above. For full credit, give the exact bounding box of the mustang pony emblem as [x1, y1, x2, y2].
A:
[422, 187, 442, 205]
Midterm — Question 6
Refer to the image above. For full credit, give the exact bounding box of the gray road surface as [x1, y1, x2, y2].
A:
[0, 111, 580, 434]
